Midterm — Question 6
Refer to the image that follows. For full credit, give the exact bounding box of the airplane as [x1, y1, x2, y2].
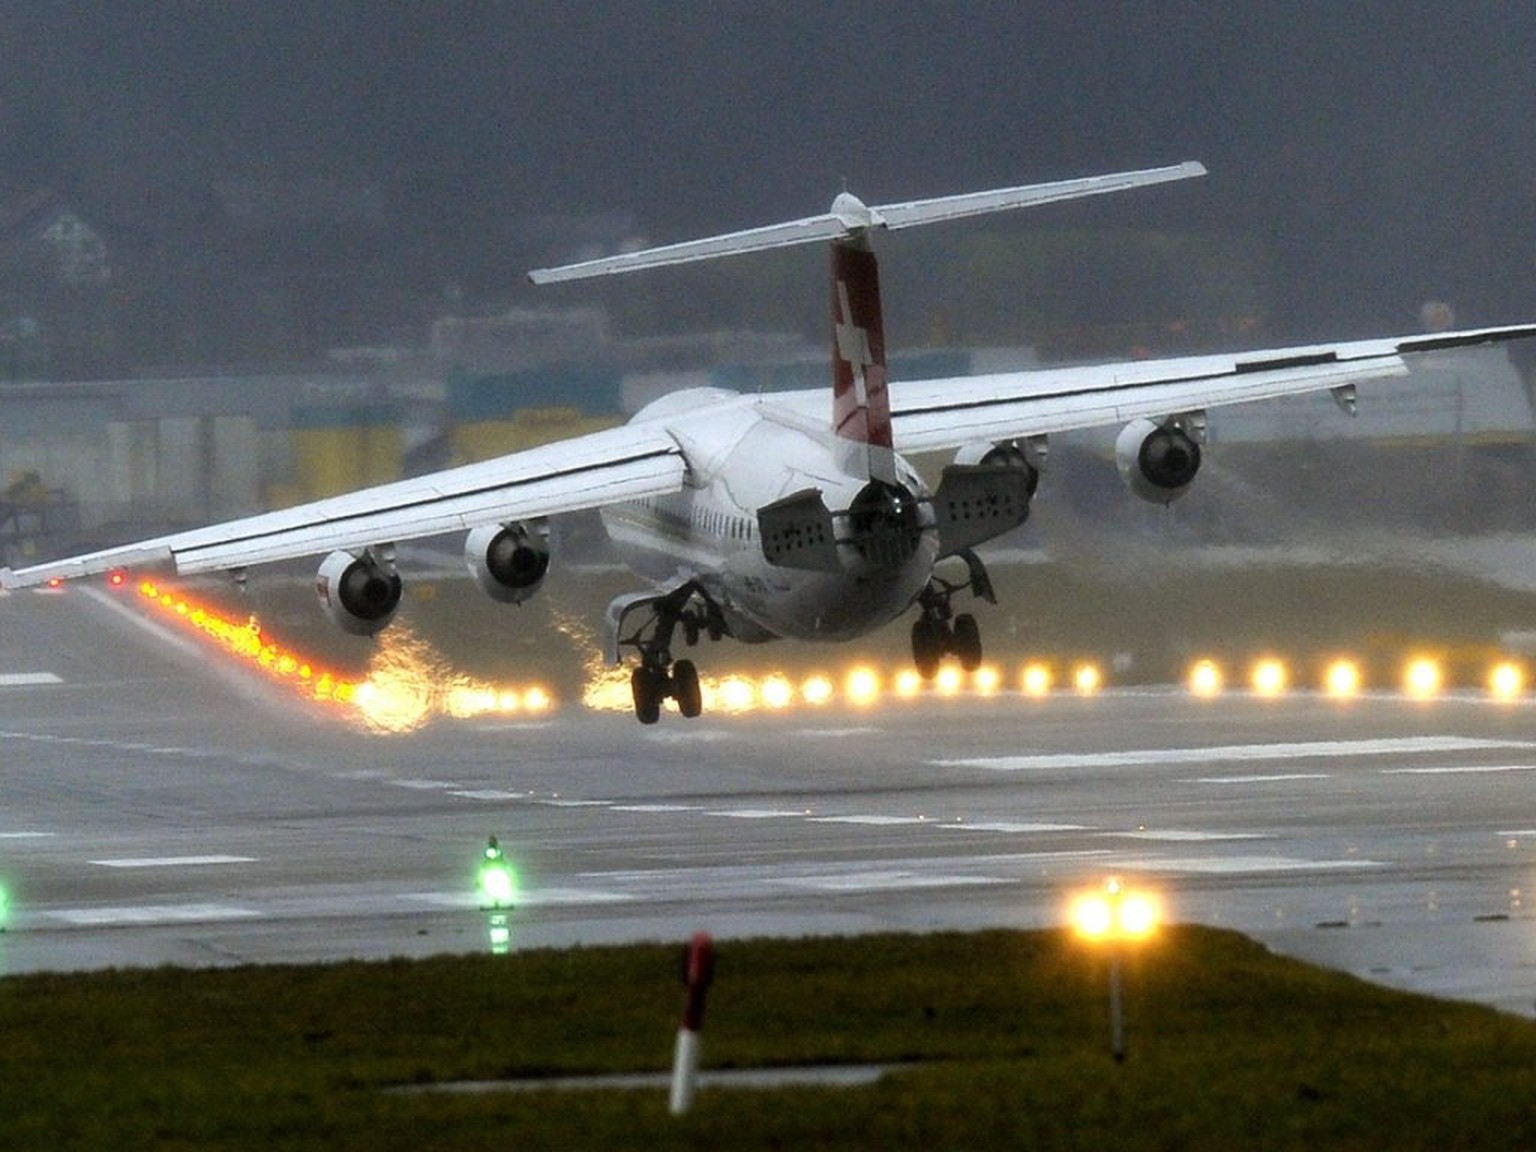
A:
[4, 161, 1535, 724]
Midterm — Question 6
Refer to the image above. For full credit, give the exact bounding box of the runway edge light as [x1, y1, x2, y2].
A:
[1068, 877, 1161, 1064]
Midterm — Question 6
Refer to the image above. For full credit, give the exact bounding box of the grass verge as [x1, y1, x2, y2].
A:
[4, 927, 1536, 1149]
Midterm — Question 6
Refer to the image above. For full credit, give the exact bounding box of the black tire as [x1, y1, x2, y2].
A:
[912, 617, 943, 680]
[674, 659, 703, 719]
[953, 613, 982, 671]
[631, 666, 662, 725]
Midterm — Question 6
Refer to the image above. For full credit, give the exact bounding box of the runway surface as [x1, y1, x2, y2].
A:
[3, 580, 1536, 1018]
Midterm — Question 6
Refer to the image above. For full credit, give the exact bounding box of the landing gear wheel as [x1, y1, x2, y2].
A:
[953, 613, 982, 671]
[673, 659, 703, 719]
[912, 617, 944, 680]
[631, 666, 664, 725]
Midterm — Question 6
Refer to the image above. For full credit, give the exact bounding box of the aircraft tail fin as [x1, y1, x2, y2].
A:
[830, 240, 895, 482]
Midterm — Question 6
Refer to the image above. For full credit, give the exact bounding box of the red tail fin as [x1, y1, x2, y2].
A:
[831, 241, 897, 483]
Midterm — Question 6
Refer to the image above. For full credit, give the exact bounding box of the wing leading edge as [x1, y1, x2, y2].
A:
[0, 423, 686, 589]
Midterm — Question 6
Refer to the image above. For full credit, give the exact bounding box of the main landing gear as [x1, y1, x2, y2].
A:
[610, 582, 727, 725]
[911, 548, 995, 680]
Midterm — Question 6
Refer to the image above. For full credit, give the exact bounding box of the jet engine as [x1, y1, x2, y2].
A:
[465, 520, 550, 605]
[1114, 418, 1202, 505]
[846, 480, 924, 570]
[315, 549, 403, 636]
[952, 437, 1044, 496]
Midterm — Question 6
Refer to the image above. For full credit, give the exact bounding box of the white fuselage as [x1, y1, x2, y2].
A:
[600, 388, 938, 644]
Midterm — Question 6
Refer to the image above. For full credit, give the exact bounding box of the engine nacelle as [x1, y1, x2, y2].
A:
[1115, 418, 1202, 505]
[315, 549, 403, 636]
[465, 520, 550, 605]
[953, 437, 1044, 497]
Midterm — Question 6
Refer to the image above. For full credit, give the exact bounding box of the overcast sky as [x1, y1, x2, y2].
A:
[2, 1, 1533, 336]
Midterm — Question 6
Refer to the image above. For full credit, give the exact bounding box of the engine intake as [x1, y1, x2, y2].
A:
[465, 520, 550, 604]
[1115, 418, 1202, 504]
[316, 549, 403, 636]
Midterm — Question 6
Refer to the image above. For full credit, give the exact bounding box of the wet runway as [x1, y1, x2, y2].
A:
[2, 581, 1536, 1017]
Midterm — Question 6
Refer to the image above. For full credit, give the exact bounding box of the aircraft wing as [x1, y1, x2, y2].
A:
[0, 423, 686, 589]
[871, 324, 1536, 453]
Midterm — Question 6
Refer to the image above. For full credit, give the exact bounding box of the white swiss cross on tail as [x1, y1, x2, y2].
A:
[831, 241, 897, 484]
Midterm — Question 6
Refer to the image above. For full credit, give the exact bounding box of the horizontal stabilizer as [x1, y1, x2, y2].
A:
[529, 162, 1205, 284]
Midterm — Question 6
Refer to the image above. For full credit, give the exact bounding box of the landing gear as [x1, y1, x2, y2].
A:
[910, 548, 995, 679]
[609, 582, 725, 724]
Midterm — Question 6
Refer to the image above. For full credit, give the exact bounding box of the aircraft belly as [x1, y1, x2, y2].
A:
[720, 538, 936, 643]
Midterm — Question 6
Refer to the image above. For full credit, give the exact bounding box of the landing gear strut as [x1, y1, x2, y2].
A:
[611, 582, 726, 724]
[911, 548, 995, 679]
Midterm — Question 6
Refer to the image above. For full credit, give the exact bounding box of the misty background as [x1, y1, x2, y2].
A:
[1, 1, 1533, 378]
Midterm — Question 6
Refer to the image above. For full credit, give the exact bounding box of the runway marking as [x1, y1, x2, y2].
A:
[0, 672, 62, 687]
[807, 815, 931, 827]
[0, 831, 55, 839]
[941, 821, 1088, 834]
[390, 778, 463, 790]
[934, 737, 1535, 772]
[709, 808, 811, 819]
[1381, 765, 1536, 776]
[785, 870, 1014, 893]
[410, 887, 634, 909]
[535, 799, 613, 808]
[0, 729, 207, 762]
[1111, 830, 1268, 842]
[1125, 855, 1381, 875]
[90, 855, 256, 868]
[449, 789, 530, 801]
[610, 803, 703, 813]
[1188, 773, 1333, 784]
[53, 903, 260, 926]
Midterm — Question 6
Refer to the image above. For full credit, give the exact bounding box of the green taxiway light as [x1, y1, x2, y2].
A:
[478, 861, 518, 909]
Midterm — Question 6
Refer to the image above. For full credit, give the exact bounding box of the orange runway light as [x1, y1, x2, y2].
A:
[1020, 663, 1053, 697]
[713, 676, 757, 713]
[844, 666, 882, 706]
[1073, 663, 1102, 695]
[1404, 657, 1443, 700]
[1187, 659, 1222, 698]
[1250, 658, 1288, 697]
[973, 666, 1001, 696]
[1489, 661, 1526, 702]
[1324, 659, 1362, 698]
[759, 674, 796, 710]
[801, 675, 834, 706]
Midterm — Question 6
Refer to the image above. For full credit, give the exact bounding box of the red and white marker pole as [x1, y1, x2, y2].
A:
[669, 931, 715, 1115]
